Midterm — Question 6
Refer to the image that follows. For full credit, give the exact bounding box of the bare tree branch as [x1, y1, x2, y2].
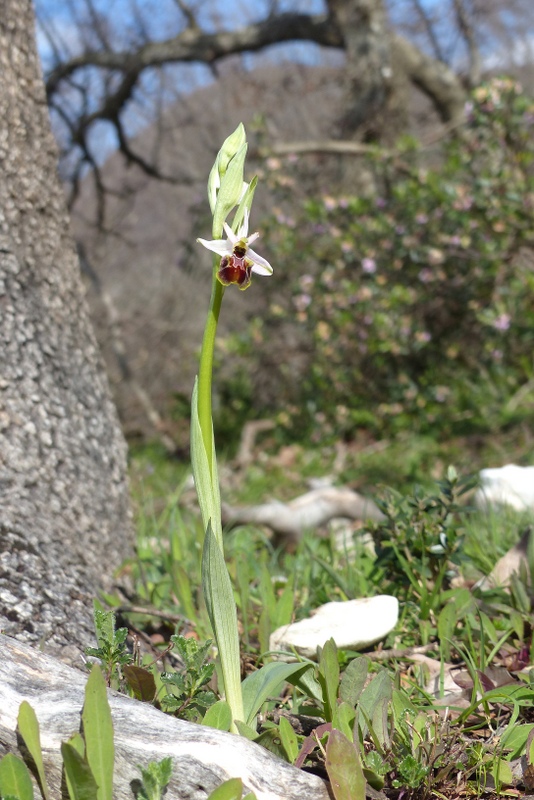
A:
[453, 0, 482, 87]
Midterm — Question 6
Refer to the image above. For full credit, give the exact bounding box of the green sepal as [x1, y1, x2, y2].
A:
[212, 143, 247, 237]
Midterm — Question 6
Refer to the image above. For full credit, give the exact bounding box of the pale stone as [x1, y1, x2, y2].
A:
[475, 464, 534, 512]
[269, 596, 399, 660]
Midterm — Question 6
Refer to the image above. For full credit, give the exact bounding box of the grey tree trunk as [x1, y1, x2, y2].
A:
[0, 0, 132, 664]
[327, 0, 466, 141]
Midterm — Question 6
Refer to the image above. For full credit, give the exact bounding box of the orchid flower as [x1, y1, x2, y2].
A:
[197, 210, 273, 290]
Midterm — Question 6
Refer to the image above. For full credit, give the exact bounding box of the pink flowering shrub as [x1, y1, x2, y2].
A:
[223, 79, 534, 442]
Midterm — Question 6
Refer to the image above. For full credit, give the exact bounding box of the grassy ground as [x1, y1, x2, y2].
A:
[119, 432, 534, 799]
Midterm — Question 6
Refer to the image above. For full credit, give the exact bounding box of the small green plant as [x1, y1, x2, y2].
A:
[85, 602, 133, 687]
[371, 466, 476, 640]
[159, 633, 218, 721]
[135, 757, 172, 800]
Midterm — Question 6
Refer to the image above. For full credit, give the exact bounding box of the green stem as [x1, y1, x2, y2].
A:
[197, 270, 225, 477]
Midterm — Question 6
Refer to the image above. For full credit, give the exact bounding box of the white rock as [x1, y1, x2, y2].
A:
[475, 464, 534, 512]
[269, 596, 399, 660]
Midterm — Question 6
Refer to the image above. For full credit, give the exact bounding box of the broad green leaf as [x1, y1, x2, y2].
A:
[67, 733, 85, 757]
[202, 523, 244, 726]
[333, 701, 356, 742]
[202, 701, 232, 732]
[0, 754, 34, 800]
[191, 379, 223, 546]
[278, 716, 299, 763]
[253, 728, 287, 760]
[325, 729, 366, 800]
[82, 666, 114, 800]
[61, 742, 98, 800]
[339, 657, 370, 707]
[357, 671, 392, 749]
[293, 666, 324, 704]
[241, 662, 311, 728]
[233, 720, 258, 740]
[17, 701, 50, 800]
[498, 723, 534, 759]
[491, 757, 514, 787]
[206, 777, 243, 800]
[319, 639, 339, 723]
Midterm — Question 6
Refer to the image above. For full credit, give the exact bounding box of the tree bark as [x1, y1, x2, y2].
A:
[327, 0, 398, 140]
[0, 1, 132, 663]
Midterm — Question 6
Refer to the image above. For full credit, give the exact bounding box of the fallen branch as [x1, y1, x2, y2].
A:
[222, 486, 385, 547]
[0, 635, 331, 800]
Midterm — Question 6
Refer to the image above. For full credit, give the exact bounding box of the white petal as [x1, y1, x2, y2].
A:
[223, 222, 239, 244]
[237, 208, 250, 238]
[197, 237, 232, 256]
[248, 248, 273, 276]
[247, 231, 260, 245]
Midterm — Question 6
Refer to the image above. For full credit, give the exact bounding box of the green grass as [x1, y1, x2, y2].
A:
[119, 432, 534, 799]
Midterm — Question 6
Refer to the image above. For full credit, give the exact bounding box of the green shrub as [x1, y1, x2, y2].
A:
[225, 77, 534, 443]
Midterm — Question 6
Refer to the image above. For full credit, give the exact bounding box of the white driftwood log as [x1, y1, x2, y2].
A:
[222, 487, 385, 547]
[0, 635, 331, 800]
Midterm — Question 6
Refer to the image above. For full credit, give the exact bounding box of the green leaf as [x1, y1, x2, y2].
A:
[319, 639, 339, 723]
[233, 720, 258, 740]
[82, 666, 114, 800]
[357, 671, 392, 750]
[278, 716, 299, 763]
[202, 700, 232, 732]
[61, 742, 98, 800]
[206, 777, 243, 800]
[17, 701, 50, 800]
[241, 662, 311, 728]
[325, 729, 366, 800]
[491, 757, 514, 787]
[333, 702, 356, 742]
[339, 657, 370, 707]
[191, 379, 223, 546]
[253, 728, 287, 760]
[500, 722, 534, 759]
[0, 754, 34, 800]
[202, 522, 244, 727]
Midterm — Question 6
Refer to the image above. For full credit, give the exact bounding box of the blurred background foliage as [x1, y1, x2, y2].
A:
[219, 80, 534, 446]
